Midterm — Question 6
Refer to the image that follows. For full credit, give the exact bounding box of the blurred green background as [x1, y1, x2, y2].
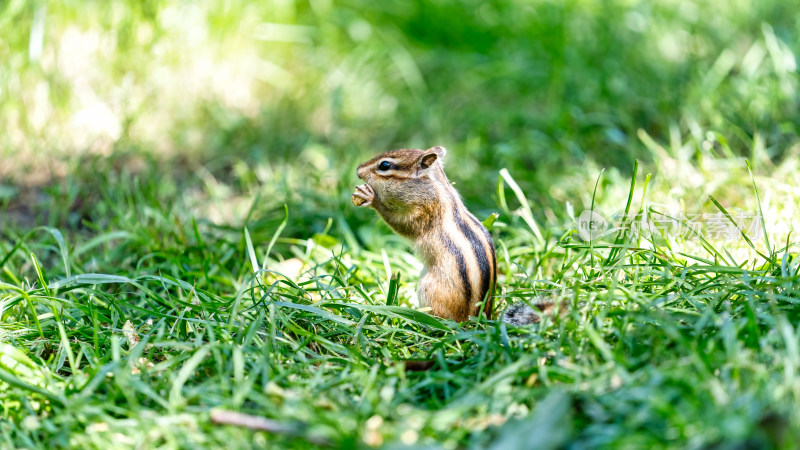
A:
[2, 0, 798, 236]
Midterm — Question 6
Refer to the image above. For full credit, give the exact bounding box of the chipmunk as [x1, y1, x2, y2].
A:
[352, 146, 496, 322]
[352, 146, 563, 326]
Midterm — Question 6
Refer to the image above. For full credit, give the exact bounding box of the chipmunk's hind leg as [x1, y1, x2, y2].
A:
[418, 271, 469, 322]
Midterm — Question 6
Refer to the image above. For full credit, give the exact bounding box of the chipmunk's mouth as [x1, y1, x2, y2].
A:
[356, 171, 372, 187]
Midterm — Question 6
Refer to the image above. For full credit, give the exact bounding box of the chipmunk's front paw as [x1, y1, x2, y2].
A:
[352, 184, 375, 207]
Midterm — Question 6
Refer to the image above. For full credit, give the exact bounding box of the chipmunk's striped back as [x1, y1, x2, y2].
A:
[354, 146, 496, 321]
[443, 186, 496, 319]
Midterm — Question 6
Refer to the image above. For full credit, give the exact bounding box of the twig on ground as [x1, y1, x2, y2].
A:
[210, 409, 331, 446]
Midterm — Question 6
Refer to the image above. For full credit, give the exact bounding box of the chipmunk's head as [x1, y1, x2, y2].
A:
[356, 146, 448, 209]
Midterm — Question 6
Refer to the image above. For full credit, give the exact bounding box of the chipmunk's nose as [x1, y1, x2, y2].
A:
[356, 165, 365, 180]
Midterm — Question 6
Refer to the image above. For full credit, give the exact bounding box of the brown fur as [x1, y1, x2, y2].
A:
[353, 147, 496, 322]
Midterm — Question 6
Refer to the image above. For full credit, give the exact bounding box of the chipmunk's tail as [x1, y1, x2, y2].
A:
[502, 299, 566, 325]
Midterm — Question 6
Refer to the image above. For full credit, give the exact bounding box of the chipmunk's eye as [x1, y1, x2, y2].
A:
[378, 161, 392, 171]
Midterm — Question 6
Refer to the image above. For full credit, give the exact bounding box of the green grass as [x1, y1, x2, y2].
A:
[2, 0, 800, 448]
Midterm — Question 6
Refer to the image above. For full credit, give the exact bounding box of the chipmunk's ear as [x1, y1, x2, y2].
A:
[426, 146, 447, 161]
[415, 148, 443, 177]
[417, 146, 447, 175]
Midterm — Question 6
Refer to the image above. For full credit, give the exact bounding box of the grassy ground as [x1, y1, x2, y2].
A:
[2, 0, 800, 448]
